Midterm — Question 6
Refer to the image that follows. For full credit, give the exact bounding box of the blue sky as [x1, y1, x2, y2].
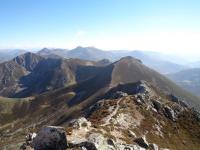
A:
[0, 0, 200, 57]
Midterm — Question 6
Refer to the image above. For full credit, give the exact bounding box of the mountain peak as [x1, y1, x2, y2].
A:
[13, 52, 43, 71]
[118, 56, 142, 63]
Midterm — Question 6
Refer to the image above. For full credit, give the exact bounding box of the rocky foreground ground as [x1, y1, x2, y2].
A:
[12, 81, 200, 150]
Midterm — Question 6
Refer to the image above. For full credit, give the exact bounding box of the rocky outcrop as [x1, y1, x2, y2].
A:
[68, 141, 97, 150]
[149, 143, 158, 150]
[111, 91, 128, 99]
[134, 136, 149, 148]
[164, 106, 176, 121]
[152, 100, 162, 112]
[117, 144, 145, 150]
[32, 126, 67, 150]
[69, 117, 91, 129]
[20, 133, 37, 150]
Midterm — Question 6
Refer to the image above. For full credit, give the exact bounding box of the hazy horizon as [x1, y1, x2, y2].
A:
[0, 0, 200, 60]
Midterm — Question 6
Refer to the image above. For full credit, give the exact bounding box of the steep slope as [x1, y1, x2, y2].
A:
[110, 57, 200, 109]
[0, 52, 102, 97]
[167, 68, 200, 96]
[13, 52, 44, 71]
[0, 60, 27, 96]
[16, 58, 97, 97]
[0, 52, 45, 97]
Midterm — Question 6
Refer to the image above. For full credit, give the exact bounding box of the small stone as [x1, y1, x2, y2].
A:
[128, 130, 136, 138]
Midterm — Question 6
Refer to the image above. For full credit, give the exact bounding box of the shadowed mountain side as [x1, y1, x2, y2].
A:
[13, 52, 44, 71]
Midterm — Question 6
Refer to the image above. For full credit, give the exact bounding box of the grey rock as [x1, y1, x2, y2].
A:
[179, 100, 188, 108]
[169, 94, 179, 103]
[137, 94, 146, 103]
[152, 100, 162, 112]
[32, 126, 67, 150]
[164, 106, 176, 121]
[68, 142, 97, 150]
[134, 136, 149, 148]
[69, 117, 91, 129]
[111, 91, 128, 99]
[117, 143, 145, 150]
[149, 143, 158, 150]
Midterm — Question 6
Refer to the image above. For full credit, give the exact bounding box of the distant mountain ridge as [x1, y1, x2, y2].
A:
[1, 53, 200, 149]
[37, 46, 188, 74]
[167, 68, 200, 96]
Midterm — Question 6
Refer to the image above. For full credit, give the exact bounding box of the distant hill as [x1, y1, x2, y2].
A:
[37, 47, 186, 74]
[167, 68, 200, 96]
[129, 51, 187, 74]
[37, 48, 68, 58]
[37, 46, 113, 61]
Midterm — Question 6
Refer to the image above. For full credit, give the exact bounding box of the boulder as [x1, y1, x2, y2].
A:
[86, 133, 117, 150]
[26, 133, 37, 146]
[169, 94, 179, 103]
[136, 94, 146, 104]
[134, 136, 149, 148]
[87, 133, 107, 149]
[149, 143, 158, 150]
[164, 106, 176, 121]
[69, 117, 91, 129]
[32, 126, 67, 150]
[117, 143, 145, 150]
[179, 100, 188, 108]
[111, 91, 128, 99]
[20, 132, 37, 150]
[68, 141, 97, 150]
[152, 100, 162, 112]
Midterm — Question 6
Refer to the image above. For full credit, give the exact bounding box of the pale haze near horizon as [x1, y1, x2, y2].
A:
[0, 0, 200, 60]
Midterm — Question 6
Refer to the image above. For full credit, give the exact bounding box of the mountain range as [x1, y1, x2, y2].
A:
[0, 49, 200, 150]
[37, 47, 188, 74]
[0, 52, 198, 106]
[0, 47, 190, 74]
